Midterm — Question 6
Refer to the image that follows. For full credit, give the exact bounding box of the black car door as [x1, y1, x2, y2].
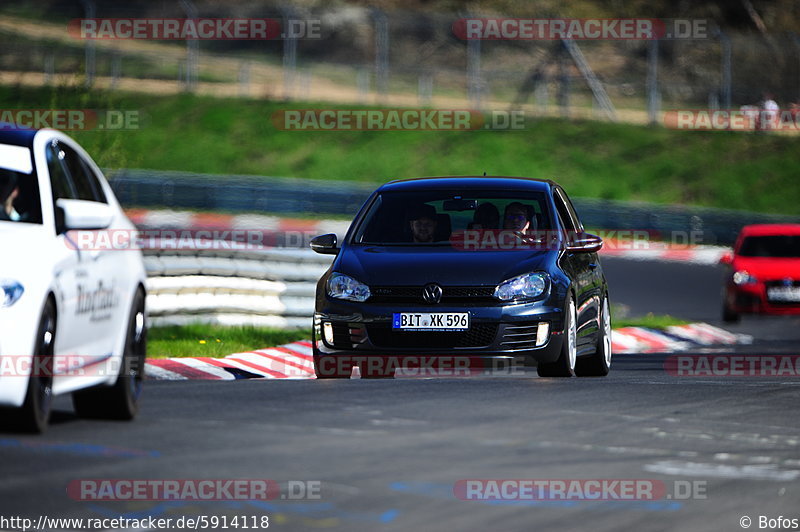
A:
[554, 187, 603, 351]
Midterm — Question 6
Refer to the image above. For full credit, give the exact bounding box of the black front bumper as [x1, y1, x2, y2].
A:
[312, 298, 565, 365]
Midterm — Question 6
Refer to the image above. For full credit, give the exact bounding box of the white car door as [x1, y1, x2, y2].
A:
[42, 138, 85, 366]
[43, 139, 117, 371]
[63, 142, 129, 357]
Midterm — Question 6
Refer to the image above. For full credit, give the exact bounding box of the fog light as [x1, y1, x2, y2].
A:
[536, 322, 550, 347]
[323, 322, 334, 345]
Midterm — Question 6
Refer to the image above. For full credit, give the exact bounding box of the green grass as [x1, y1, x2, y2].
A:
[148, 324, 311, 358]
[611, 313, 691, 330]
[611, 303, 690, 329]
[3, 85, 800, 215]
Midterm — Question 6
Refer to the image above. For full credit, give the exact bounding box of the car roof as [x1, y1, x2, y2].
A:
[0, 125, 37, 148]
[739, 224, 800, 237]
[379, 176, 556, 192]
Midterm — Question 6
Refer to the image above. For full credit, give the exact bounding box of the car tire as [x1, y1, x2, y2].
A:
[537, 295, 577, 378]
[2, 300, 57, 433]
[313, 354, 353, 379]
[722, 302, 740, 323]
[73, 289, 146, 420]
[575, 296, 612, 377]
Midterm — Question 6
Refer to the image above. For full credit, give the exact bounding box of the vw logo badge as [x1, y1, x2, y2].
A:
[422, 283, 443, 304]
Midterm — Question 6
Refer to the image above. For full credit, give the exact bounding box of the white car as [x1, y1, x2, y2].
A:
[0, 127, 147, 432]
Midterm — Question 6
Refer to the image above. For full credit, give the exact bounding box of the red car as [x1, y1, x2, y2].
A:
[720, 224, 800, 322]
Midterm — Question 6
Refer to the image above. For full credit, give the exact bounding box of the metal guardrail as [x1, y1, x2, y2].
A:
[571, 197, 799, 246]
[111, 169, 800, 246]
[111, 169, 376, 217]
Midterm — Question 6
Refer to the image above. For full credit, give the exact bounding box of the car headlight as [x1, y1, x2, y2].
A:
[732, 270, 758, 285]
[327, 273, 371, 302]
[494, 272, 549, 301]
[0, 279, 24, 307]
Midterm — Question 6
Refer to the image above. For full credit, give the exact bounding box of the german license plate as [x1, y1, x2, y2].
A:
[392, 312, 469, 331]
[767, 287, 800, 302]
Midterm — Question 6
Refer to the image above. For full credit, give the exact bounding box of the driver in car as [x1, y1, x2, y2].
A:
[0, 171, 20, 222]
[408, 204, 438, 243]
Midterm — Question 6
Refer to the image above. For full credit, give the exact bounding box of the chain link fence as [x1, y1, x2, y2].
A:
[2, 2, 800, 122]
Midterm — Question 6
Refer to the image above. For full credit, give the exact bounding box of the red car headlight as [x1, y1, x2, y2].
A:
[732, 271, 758, 286]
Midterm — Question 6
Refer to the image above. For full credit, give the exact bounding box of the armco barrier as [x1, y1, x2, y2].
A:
[111, 169, 376, 218]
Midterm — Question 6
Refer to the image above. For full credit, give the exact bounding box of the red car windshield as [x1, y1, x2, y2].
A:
[738, 235, 800, 258]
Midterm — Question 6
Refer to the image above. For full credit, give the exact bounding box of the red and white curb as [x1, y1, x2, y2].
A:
[146, 341, 316, 380]
[599, 239, 729, 265]
[611, 323, 752, 354]
[146, 324, 751, 380]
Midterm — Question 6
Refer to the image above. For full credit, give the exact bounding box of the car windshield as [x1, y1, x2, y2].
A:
[739, 235, 800, 258]
[0, 143, 42, 224]
[352, 190, 553, 246]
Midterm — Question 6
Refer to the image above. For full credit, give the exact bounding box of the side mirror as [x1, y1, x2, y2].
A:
[719, 252, 734, 266]
[56, 199, 114, 231]
[566, 233, 603, 254]
[310, 233, 339, 255]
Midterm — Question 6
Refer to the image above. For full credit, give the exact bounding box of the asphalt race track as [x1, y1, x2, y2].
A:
[2, 257, 799, 532]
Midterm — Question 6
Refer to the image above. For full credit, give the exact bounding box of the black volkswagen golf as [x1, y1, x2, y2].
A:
[310, 176, 611, 379]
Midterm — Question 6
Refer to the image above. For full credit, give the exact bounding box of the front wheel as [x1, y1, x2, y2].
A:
[722, 303, 740, 323]
[575, 296, 612, 377]
[73, 289, 146, 420]
[537, 296, 577, 378]
[2, 300, 57, 433]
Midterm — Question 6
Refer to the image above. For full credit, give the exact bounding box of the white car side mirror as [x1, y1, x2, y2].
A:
[56, 199, 114, 231]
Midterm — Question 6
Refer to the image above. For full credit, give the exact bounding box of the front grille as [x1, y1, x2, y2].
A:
[765, 280, 800, 288]
[500, 322, 540, 350]
[765, 280, 800, 305]
[369, 285, 496, 304]
[366, 323, 498, 348]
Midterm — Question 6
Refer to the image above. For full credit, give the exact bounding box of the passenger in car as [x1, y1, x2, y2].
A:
[503, 202, 534, 232]
[469, 202, 500, 230]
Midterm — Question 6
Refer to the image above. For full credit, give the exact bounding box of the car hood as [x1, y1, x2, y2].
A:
[733, 256, 800, 280]
[335, 245, 558, 286]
